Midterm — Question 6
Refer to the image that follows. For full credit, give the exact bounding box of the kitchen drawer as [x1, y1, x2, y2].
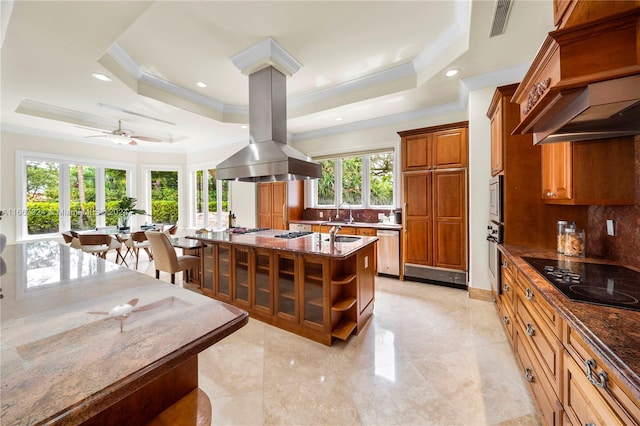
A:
[499, 296, 516, 347]
[357, 227, 377, 236]
[501, 263, 517, 307]
[564, 325, 640, 425]
[515, 273, 563, 339]
[515, 329, 563, 426]
[516, 291, 563, 399]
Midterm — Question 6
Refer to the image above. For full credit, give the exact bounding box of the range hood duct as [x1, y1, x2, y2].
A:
[216, 66, 321, 182]
[529, 74, 640, 144]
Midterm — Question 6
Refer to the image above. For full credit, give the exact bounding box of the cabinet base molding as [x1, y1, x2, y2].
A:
[404, 264, 467, 287]
[468, 286, 494, 302]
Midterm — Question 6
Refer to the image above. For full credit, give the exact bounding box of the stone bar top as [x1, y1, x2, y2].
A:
[500, 244, 640, 400]
[187, 229, 378, 258]
[289, 219, 402, 231]
[0, 241, 248, 425]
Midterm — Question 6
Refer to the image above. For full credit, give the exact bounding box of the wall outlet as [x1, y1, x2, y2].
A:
[319, 211, 323, 218]
[607, 219, 616, 236]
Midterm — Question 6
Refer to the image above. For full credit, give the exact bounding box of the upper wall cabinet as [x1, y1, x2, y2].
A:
[554, 0, 640, 29]
[512, 8, 640, 140]
[399, 122, 468, 172]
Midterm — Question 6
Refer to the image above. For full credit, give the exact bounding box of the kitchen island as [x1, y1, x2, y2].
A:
[188, 229, 378, 345]
[0, 241, 248, 425]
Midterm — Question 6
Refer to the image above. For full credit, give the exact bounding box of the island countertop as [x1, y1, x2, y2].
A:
[0, 241, 248, 425]
[187, 228, 378, 258]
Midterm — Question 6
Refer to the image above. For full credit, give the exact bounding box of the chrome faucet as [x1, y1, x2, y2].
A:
[318, 221, 331, 239]
[329, 225, 342, 244]
[336, 202, 354, 224]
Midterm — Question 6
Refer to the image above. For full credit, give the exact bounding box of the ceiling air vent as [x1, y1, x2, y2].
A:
[489, 0, 513, 37]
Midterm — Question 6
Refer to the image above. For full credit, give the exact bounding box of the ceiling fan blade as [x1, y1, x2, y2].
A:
[132, 135, 162, 143]
[128, 140, 138, 146]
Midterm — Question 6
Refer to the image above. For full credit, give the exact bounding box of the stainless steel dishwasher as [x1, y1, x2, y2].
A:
[376, 229, 399, 276]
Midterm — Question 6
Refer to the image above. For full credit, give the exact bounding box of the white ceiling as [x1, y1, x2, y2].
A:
[1, 0, 554, 152]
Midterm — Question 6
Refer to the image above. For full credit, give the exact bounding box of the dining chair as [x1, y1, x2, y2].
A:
[62, 231, 82, 249]
[123, 231, 153, 270]
[145, 231, 200, 284]
[77, 234, 112, 259]
[163, 224, 178, 235]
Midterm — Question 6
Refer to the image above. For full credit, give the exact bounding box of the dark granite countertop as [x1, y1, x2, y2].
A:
[0, 241, 248, 425]
[187, 228, 378, 258]
[500, 244, 640, 400]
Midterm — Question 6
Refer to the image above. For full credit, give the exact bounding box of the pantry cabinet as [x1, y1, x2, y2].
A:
[401, 122, 468, 171]
[257, 181, 304, 230]
[541, 138, 635, 205]
[399, 122, 468, 285]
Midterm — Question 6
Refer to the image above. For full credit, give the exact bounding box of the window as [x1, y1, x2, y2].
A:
[191, 167, 230, 229]
[314, 150, 395, 208]
[26, 160, 60, 235]
[150, 170, 179, 224]
[18, 152, 134, 240]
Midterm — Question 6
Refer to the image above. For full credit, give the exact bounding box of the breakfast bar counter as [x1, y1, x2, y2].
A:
[0, 241, 248, 425]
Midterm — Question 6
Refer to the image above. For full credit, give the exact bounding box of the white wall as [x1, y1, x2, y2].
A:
[467, 87, 495, 291]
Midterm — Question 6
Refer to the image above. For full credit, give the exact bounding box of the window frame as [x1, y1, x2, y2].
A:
[312, 149, 397, 209]
[16, 151, 136, 241]
[187, 165, 230, 230]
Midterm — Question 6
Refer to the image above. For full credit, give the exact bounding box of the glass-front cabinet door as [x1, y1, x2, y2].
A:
[275, 252, 297, 322]
[215, 243, 232, 301]
[301, 256, 328, 331]
[253, 248, 272, 314]
[233, 246, 250, 307]
[201, 245, 214, 297]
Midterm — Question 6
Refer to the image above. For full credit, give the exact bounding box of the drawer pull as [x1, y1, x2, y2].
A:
[525, 367, 535, 383]
[503, 283, 509, 292]
[585, 359, 608, 389]
[585, 423, 595, 426]
[525, 288, 534, 301]
[525, 322, 536, 336]
[503, 316, 509, 325]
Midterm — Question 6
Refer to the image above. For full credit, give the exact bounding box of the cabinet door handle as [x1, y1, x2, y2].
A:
[526, 322, 536, 336]
[502, 316, 509, 325]
[502, 260, 508, 268]
[282, 204, 286, 226]
[585, 359, 608, 389]
[525, 288, 534, 301]
[546, 191, 556, 198]
[524, 367, 535, 382]
[503, 283, 509, 292]
[402, 203, 407, 232]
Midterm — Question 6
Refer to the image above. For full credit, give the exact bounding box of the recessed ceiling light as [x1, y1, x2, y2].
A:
[91, 72, 112, 82]
[196, 81, 207, 88]
[335, 117, 343, 121]
[444, 69, 459, 78]
[240, 124, 248, 129]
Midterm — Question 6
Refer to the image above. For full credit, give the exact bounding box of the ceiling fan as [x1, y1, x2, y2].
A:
[85, 120, 163, 145]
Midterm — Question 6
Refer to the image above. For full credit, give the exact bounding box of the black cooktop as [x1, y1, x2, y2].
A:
[522, 257, 640, 312]
[274, 231, 313, 239]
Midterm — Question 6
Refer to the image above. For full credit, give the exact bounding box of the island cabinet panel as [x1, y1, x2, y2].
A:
[274, 252, 298, 323]
[301, 256, 330, 332]
[233, 246, 250, 308]
[201, 243, 232, 301]
[253, 249, 273, 315]
[356, 243, 375, 331]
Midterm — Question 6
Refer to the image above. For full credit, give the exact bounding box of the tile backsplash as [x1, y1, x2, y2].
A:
[587, 137, 640, 268]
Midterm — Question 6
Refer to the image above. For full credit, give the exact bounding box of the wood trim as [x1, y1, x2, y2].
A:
[397, 121, 468, 137]
[468, 286, 493, 302]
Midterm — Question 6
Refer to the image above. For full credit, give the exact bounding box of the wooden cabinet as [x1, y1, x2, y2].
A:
[201, 243, 232, 301]
[564, 325, 640, 425]
[512, 9, 640, 138]
[257, 181, 304, 230]
[541, 139, 635, 205]
[400, 122, 468, 171]
[499, 250, 640, 425]
[487, 84, 587, 249]
[554, 0, 640, 29]
[403, 169, 466, 272]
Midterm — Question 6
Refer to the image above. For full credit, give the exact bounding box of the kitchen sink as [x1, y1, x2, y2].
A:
[325, 236, 361, 243]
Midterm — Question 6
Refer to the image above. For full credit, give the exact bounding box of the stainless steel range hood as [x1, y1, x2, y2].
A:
[216, 66, 321, 182]
[529, 74, 640, 144]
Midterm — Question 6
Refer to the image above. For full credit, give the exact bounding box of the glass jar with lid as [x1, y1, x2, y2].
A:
[557, 221, 575, 254]
[564, 228, 585, 257]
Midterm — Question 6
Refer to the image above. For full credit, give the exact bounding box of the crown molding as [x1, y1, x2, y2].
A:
[230, 37, 303, 77]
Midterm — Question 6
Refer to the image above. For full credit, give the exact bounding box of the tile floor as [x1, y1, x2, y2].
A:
[111, 246, 542, 426]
